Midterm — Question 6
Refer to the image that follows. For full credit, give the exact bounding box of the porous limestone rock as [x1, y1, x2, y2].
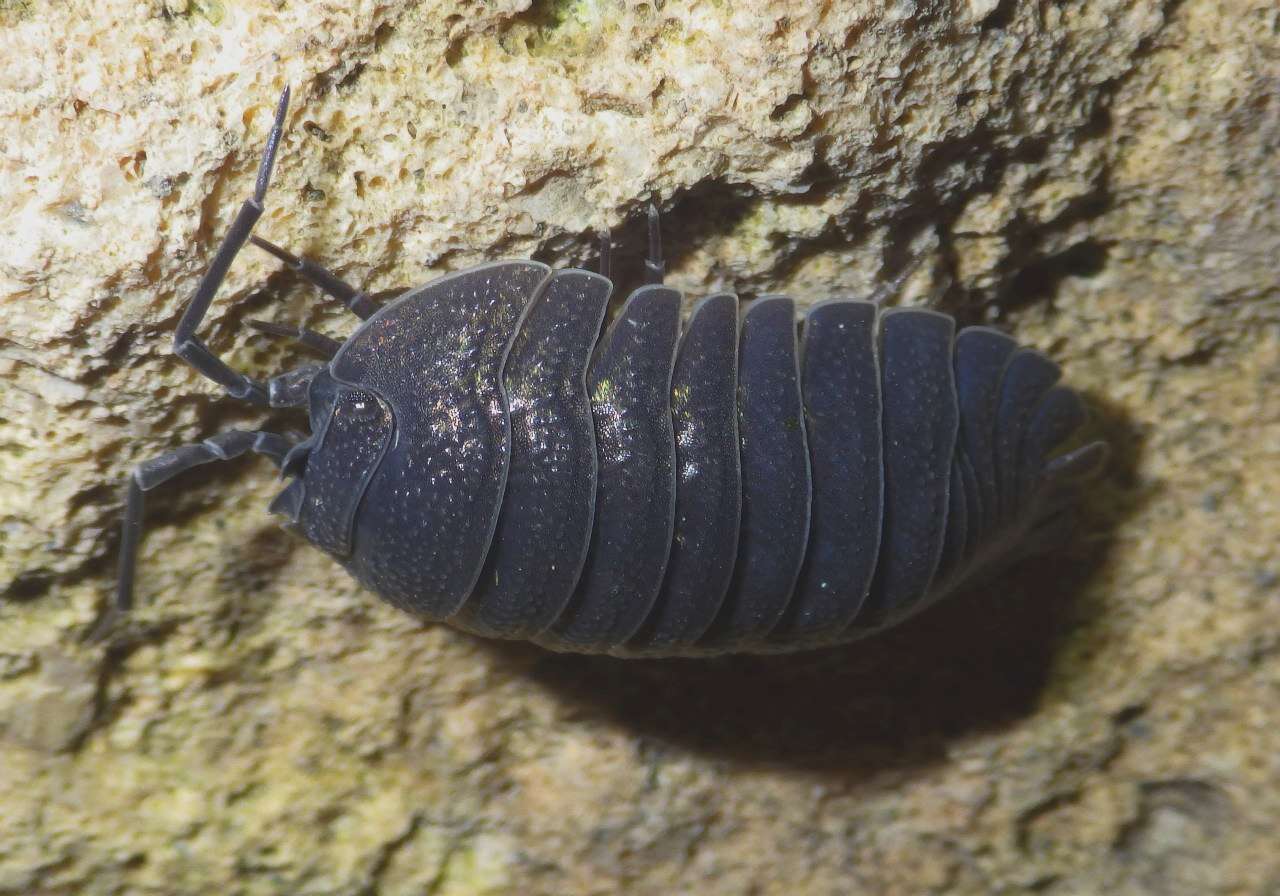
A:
[1, 0, 1277, 893]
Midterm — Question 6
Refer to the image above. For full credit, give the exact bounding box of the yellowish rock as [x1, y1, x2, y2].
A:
[1, 0, 1277, 893]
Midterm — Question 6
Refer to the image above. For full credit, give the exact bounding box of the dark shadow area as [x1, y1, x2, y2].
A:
[996, 237, 1112, 315]
[498, 555, 1094, 776]
[742, 116, 1118, 328]
[980, 0, 1017, 31]
[530, 180, 763, 312]
[477, 393, 1144, 779]
[212, 523, 304, 642]
[4, 569, 57, 602]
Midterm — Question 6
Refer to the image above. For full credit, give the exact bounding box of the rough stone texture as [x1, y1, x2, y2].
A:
[1, 0, 1277, 893]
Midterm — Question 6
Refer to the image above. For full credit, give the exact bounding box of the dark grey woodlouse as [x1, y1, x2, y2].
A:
[111, 89, 1108, 656]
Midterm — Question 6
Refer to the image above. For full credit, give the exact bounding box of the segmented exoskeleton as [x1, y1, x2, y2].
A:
[111, 89, 1107, 656]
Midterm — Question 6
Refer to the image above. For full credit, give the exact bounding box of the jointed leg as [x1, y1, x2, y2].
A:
[249, 235, 381, 320]
[247, 319, 342, 358]
[598, 231, 612, 281]
[173, 88, 292, 406]
[867, 252, 929, 306]
[263, 363, 325, 408]
[113, 430, 295, 615]
[644, 203, 665, 285]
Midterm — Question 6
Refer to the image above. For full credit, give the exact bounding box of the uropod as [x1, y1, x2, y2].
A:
[110, 89, 1107, 657]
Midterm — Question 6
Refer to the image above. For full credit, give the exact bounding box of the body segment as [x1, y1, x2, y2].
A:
[536, 285, 682, 651]
[770, 299, 882, 645]
[855, 310, 959, 630]
[454, 270, 612, 639]
[331, 261, 550, 618]
[628, 294, 742, 654]
[701, 297, 812, 651]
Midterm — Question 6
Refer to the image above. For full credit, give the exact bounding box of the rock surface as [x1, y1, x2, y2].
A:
[1, 0, 1277, 893]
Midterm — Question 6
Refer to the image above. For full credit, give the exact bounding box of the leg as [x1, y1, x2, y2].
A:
[249, 235, 381, 320]
[173, 88, 292, 406]
[264, 363, 325, 408]
[598, 230, 612, 281]
[247, 318, 342, 358]
[867, 251, 929, 306]
[644, 202, 665, 285]
[112, 430, 295, 618]
[1043, 439, 1109, 484]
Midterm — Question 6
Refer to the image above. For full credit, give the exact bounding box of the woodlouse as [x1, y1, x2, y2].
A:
[111, 88, 1108, 656]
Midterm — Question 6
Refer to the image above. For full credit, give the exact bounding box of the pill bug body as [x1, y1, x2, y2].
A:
[111, 90, 1107, 656]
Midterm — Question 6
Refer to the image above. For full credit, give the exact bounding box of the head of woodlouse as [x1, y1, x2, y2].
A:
[269, 367, 395, 560]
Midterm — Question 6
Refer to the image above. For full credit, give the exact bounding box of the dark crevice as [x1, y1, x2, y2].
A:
[4, 570, 56, 602]
[998, 238, 1111, 312]
[336, 62, 367, 94]
[980, 0, 1017, 31]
